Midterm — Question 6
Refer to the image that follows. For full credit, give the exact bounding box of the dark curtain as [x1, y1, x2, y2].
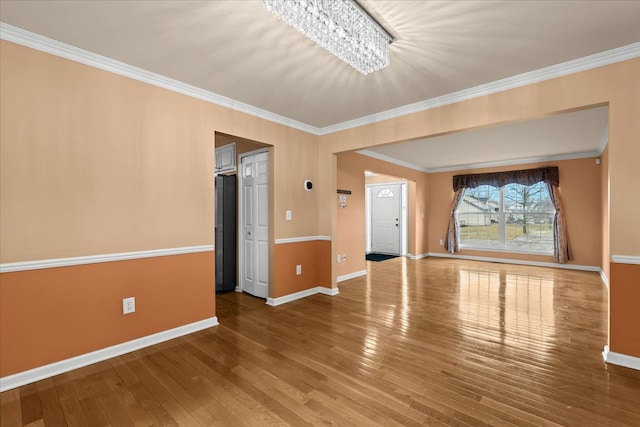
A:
[444, 188, 465, 253]
[546, 182, 572, 263]
[452, 166, 559, 191]
[447, 166, 570, 263]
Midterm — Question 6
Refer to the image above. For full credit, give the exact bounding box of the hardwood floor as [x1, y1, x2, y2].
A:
[2, 257, 640, 426]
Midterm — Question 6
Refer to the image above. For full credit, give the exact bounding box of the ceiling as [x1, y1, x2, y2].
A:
[362, 106, 609, 171]
[0, 1, 638, 170]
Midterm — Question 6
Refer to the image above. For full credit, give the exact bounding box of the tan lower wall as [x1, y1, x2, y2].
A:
[0, 252, 215, 377]
[273, 240, 331, 298]
[610, 262, 640, 358]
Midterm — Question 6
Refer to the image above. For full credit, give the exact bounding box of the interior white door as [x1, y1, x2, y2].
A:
[239, 151, 269, 298]
[371, 184, 401, 254]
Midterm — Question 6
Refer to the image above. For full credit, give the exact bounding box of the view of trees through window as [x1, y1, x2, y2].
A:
[456, 182, 555, 252]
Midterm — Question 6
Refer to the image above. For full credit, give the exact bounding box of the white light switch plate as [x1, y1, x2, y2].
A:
[123, 297, 135, 314]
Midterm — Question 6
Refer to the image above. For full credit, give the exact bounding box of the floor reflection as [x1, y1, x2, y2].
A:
[458, 267, 556, 351]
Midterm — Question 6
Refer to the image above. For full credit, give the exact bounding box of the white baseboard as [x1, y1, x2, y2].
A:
[0, 316, 219, 392]
[337, 270, 367, 282]
[426, 252, 600, 272]
[599, 270, 610, 288]
[409, 253, 429, 260]
[266, 286, 339, 306]
[603, 345, 640, 371]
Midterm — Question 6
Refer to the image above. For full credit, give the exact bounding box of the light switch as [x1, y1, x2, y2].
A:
[286, 210, 292, 221]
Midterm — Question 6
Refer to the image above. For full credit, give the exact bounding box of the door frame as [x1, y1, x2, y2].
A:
[366, 181, 408, 256]
[237, 148, 270, 295]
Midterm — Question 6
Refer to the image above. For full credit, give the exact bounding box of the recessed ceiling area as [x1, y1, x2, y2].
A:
[360, 106, 609, 171]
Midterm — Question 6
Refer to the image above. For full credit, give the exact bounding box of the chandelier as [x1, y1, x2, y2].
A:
[263, 0, 392, 75]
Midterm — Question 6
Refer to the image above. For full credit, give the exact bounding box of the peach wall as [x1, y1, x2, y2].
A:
[0, 40, 320, 264]
[273, 240, 331, 298]
[336, 156, 366, 278]
[322, 59, 640, 359]
[0, 40, 323, 379]
[336, 152, 429, 278]
[600, 145, 610, 279]
[320, 59, 639, 259]
[0, 252, 214, 376]
[427, 158, 602, 267]
[610, 262, 640, 358]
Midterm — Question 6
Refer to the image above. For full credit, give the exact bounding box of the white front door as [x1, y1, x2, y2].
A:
[371, 184, 401, 254]
[239, 151, 269, 298]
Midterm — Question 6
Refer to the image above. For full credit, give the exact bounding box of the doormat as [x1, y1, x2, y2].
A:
[366, 253, 399, 262]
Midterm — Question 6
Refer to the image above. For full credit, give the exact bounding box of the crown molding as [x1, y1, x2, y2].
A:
[319, 42, 640, 135]
[2, 22, 638, 139]
[0, 23, 321, 136]
[357, 149, 600, 174]
[357, 150, 429, 172]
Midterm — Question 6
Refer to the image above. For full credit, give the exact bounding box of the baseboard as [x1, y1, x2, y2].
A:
[266, 286, 339, 306]
[409, 253, 429, 260]
[426, 252, 600, 272]
[337, 270, 367, 282]
[0, 316, 219, 392]
[599, 270, 610, 288]
[603, 345, 640, 371]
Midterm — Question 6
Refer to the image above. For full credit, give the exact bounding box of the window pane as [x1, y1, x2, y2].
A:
[457, 182, 555, 253]
[458, 185, 501, 248]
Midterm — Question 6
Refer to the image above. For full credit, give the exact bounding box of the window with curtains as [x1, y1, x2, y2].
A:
[457, 182, 555, 253]
[445, 166, 571, 262]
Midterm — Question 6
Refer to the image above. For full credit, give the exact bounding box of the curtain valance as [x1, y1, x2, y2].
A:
[452, 166, 559, 192]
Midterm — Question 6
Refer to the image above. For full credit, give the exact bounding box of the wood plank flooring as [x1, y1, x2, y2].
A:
[2, 257, 640, 426]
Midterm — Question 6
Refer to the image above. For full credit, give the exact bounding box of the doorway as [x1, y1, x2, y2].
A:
[366, 181, 408, 256]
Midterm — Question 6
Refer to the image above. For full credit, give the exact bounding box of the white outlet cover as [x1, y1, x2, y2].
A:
[286, 210, 292, 221]
[123, 297, 135, 314]
[296, 264, 302, 275]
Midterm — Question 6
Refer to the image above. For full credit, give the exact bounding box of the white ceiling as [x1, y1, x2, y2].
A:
[0, 1, 638, 170]
[362, 106, 609, 171]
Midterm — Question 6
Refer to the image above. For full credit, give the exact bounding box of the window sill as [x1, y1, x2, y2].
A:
[460, 246, 553, 256]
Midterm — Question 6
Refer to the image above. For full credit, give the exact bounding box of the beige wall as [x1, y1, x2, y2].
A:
[336, 152, 429, 277]
[0, 40, 320, 263]
[2, 37, 639, 373]
[320, 59, 639, 259]
[337, 154, 603, 280]
[427, 158, 602, 267]
[0, 40, 324, 376]
[323, 58, 640, 358]
[600, 145, 610, 279]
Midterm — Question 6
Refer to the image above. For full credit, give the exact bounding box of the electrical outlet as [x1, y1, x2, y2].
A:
[285, 210, 292, 221]
[337, 254, 341, 263]
[123, 297, 135, 314]
[296, 264, 302, 275]
[440, 239, 444, 246]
